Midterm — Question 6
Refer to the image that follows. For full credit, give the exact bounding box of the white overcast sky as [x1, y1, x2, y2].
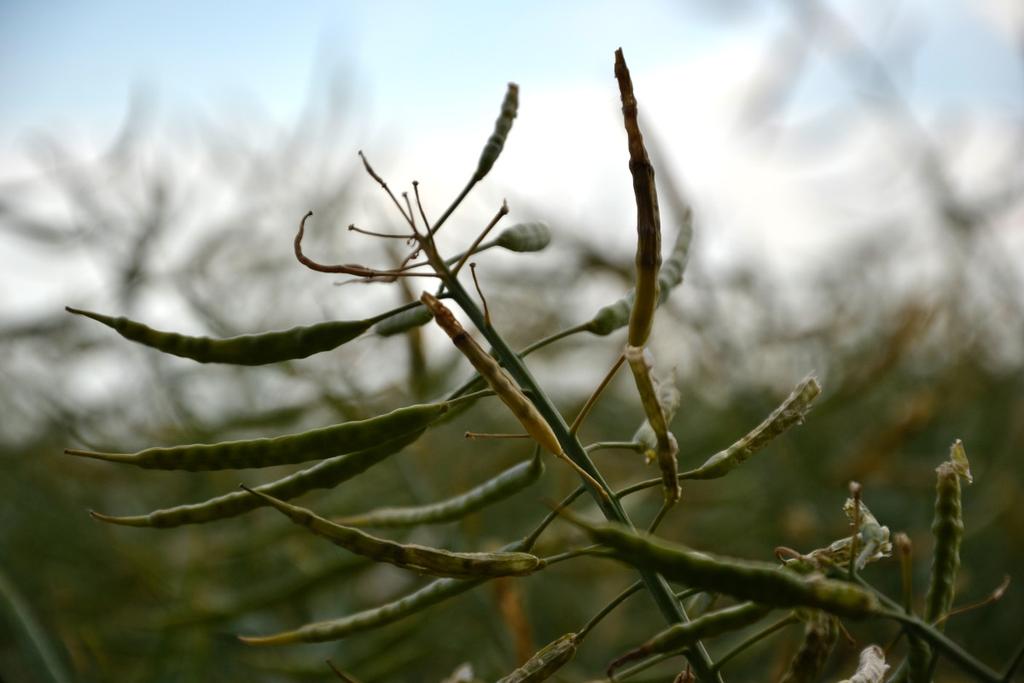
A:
[1, 0, 1022, 318]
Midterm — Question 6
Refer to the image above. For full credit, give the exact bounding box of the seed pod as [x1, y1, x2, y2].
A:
[778, 611, 839, 683]
[66, 306, 377, 365]
[587, 297, 633, 336]
[89, 429, 424, 528]
[66, 402, 447, 471]
[656, 205, 693, 304]
[474, 83, 518, 182]
[496, 633, 579, 683]
[374, 304, 434, 337]
[615, 49, 662, 347]
[682, 376, 821, 480]
[337, 454, 543, 527]
[421, 293, 609, 498]
[420, 293, 561, 455]
[561, 512, 878, 619]
[632, 370, 680, 463]
[240, 541, 527, 645]
[625, 345, 680, 503]
[494, 222, 551, 253]
[584, 213, 692, 336]
[609, 602, 771, 675]
[839, 645, 889, 683]
[243, 487, 543, 578]
[924, 441, 970, 625]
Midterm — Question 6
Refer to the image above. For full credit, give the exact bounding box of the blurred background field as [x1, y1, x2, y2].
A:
[1, 2, 1022, 681]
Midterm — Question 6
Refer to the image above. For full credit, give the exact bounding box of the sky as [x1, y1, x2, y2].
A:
[1, 1, 1020, 153]
[1, 0, 1022, 318]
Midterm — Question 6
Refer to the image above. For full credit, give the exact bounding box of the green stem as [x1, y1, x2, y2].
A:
[0, 569, 71, 683]
[541, 544, 605, 567]
[712, 614, 797, 672]
[587, 441, 645, 454]
[577, 580, 645, 639]
[882, 609, 999, 683]
[428, 249, 722, 682]
[1001, 638, 1024, 682]
[855, 577, 999, 683]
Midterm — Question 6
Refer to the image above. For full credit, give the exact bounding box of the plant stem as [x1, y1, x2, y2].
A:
[855, 576, 1000, 683]
[427, 250, 722, 682]
[577, 580, 645, 639]
[586, 441, 645, 454]
[712, 614, 797, 672]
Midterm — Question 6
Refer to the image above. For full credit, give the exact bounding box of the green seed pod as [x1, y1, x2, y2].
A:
[474, 83, 518, 182]
[497, 633, 579, 683]
[89, 429, 424, 528]
[924, 442, 970, 625]
[839, 645, 888, 683]
[583, 210, 693, 337]
[609, 602, 771, 675]
[587, 297, 633, 336]
[905, 630, 932, 683]
[778, 611, 839, 683]
[240, 541, 528, 645]
[561, 512, 878, 619]
[683, 376, 821, 480]
[494, 222, 551, 253]
[243, 487, 543, 578]
[337, 454, 543, 527]
[66, 306, 376, 365]
[656, 205, 693, 304]
[66, 402, 447, 471]
[374, 304, 434, 337]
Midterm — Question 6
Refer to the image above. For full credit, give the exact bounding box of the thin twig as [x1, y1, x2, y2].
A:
[578, 581, 645, 639]
[452, 200, 509, 277]
[295, 211, 439, 278]
[357, 150, 414, 229]
[570, 354, 625, 435]
[470, 262, 491, 326]
[712, 614, 798, 672]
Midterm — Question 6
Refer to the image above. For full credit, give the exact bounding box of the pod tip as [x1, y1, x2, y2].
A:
[65, 448, 132, 464]
[89, 510, 149, 527]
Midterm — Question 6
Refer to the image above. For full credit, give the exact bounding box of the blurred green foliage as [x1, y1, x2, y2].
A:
[2, 35, 1023, 683]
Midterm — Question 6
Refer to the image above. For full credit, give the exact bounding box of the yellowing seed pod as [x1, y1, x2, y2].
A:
[625, 345, 680, 503]
[420, 293, 609, 499]
[420, 293, 561, 455]
[632, 370, 680, 463]
[497, 633, 579, 683]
